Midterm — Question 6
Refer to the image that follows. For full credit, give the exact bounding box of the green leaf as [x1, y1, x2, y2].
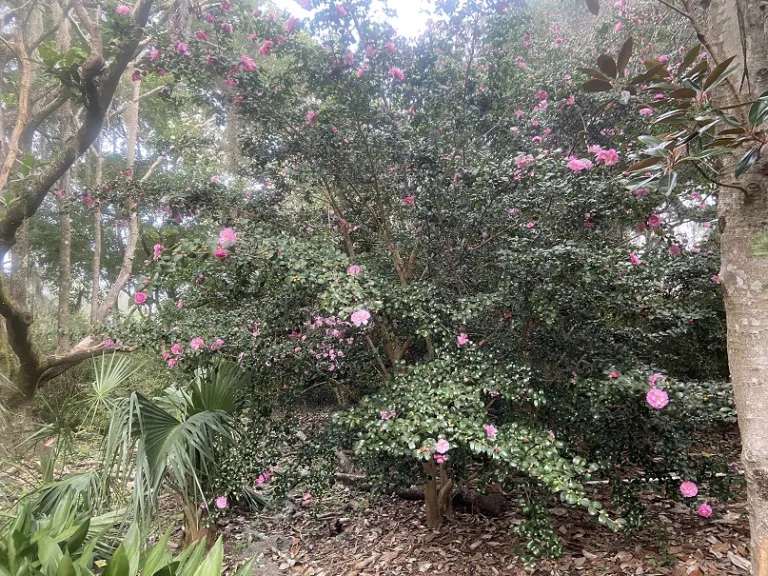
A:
[577, 67, 610, 81]
[56, 553, 76, 576]
[103, 544, 129, 576]
[658, 172, 677, 195]
[749, 100, 768, 126]
[585, 0, 600, 15]
[679, 44, 701, 74]
[64, 519, 89, 555]
[735, 147, 760, 178]
[702, 56, 737, 92]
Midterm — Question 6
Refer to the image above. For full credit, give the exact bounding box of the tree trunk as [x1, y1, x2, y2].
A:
[56, 19, 73, 352]
[10, 221, 29, 312]
[704, 2, 768, 574]
[423, 461, 441, 529]
[90, 136, 104, 324]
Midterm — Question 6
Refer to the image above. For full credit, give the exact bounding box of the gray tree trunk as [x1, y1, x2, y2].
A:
[705, 2, 768, 573]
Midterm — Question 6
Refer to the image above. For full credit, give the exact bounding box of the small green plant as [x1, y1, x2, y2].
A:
[0, 497, 253, 576]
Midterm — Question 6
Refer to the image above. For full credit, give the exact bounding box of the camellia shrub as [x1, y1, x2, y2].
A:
[108, 0, 739, 562]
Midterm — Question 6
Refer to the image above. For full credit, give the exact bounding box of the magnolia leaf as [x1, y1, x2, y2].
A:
[585, 0, 600, 15]
[658, 172, 678, 195]
[703, 55, 737, 92]
[669, 88, 697, 99]
[627, 157, 663, 172]
[597, 54, 618, 78]
[617, 37, 633, 76]
[582, 79, 613, 92]
[679, 45, 702, 74]
[577, 67, 610, 81]
[735, 147, 760, 178]
[749, 100, 768, 126]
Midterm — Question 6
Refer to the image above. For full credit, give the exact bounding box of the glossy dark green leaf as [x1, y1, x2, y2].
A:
[585, 0, 600, 15]
[658, 172, 678, 195]
[749, 100, 768, 126]
[703, 56, 737, 92]
[669, 88, 697, 99]
[735, 147, 760, 178]
[679, 45, 701, 74]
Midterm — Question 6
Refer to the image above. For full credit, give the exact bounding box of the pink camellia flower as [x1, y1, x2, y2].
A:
[697, 503, 712, 518]
[553, 37, 564, 47]
[380, 410, 390, 420]
[336, 5, 347, 16]
[175, 41, 190, 56]
[153, 244, 164, 260]
[167, 358, 176, 368]
[435, 439, 450, 454]
[711, 275, 720, 284]
[401, 195, 415, 207]
[210, 176, 220, 184]
[219, 227, 237, 246]
[221, 22, 233, 34]
[303, 492, 312, 501]
[567, 157, 593, 171]
[434, 454, 447, 464]
[389, 67, 405, 81]
[680, 481, 698, 498]
[150, 48, 161, 60]
[343, 52, 355, 66]
[595, 148, 620, 166]
[629, 252, 641, 266]
[532, 136, 542, 143]
[351, 309, 371, 326]
[259, 40, 273, 55]
[647, 214, 662, 228]
[171, 343, 183, 355]
[220, 0, 231, 11]
[194, 30, 210, 41]
[646, 387, 669, 409]
[134, 292, 147, 305]
[385, 42, 396, 54]
[190, 337, 205, 350]
[215, 496, 228, 509]
[210, 338, 225, 350]
[286, 16, 298, 33]
[347, 264, 361, 276]
[615, 22, 623, 31]
[177, 300, 184, 309]
[214, 247, 229, 260]
[526, 221, 535, 229]
[241, 55, 256, 72]
[104, 338, 115, 347]
[116, 4, 131, 15]
[639, 107, 653, 116]
[485, 424, 498, 438]
[457, 333, 469, 347]
[609, 371, 619, 378]
[306, 110, 317, 125]
[587, 144, 602, 154]
[669, 245, 682, 256]
[649, 372, 664, 386]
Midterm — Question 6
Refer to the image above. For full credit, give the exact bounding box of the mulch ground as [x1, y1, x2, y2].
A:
[220, 481, 751, 576]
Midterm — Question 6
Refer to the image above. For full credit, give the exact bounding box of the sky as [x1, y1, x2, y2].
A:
[270, 0, 435, 38]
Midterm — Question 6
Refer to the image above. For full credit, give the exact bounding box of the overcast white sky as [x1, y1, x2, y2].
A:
[270, 0, 435, 38]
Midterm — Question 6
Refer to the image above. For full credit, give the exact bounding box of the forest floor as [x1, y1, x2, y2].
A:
[1, 410, 752, 576]
[220, 478, 751, 576]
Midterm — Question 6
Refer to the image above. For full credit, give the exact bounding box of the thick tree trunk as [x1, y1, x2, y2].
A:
[704, 2, 768, 574]
[10, 221, 29, 312]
